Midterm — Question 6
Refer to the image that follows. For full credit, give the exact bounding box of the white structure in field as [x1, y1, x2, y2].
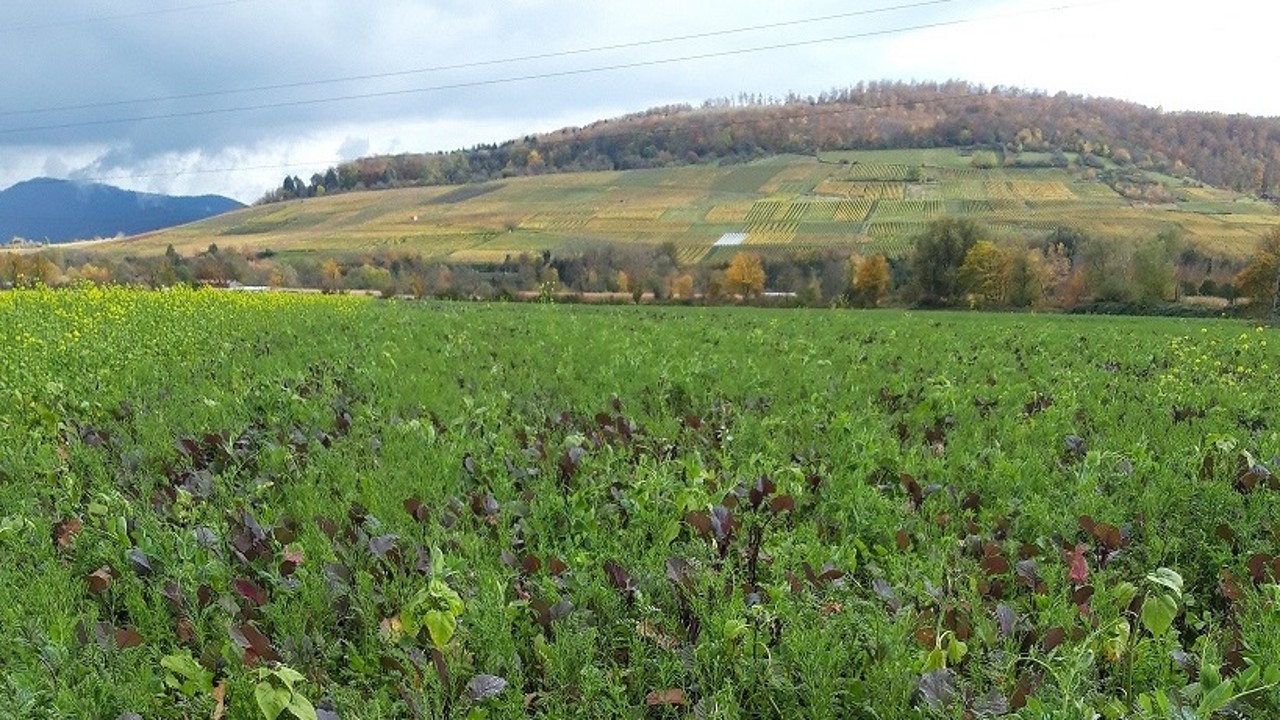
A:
[713, 232, 748, 247]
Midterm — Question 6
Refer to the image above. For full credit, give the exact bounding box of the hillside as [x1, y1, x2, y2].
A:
[0, 178, 243, 244]
[270, 81, 1280, 203]
[87, 148, 1278, 264]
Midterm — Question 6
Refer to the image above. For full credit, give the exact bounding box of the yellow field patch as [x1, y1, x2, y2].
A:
[704, 202, 754, 223]
[759, 163, 831, 194]
[1212, 213, 1280, 226]
[1009, 181, 1074, 201]
[834, 199, 872, 222]
[594, 205, 669, 221]
[744, 222, 799, 244]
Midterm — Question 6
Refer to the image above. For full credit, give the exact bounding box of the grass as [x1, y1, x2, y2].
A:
[3, 288, 1280, 718]
[67, 150, 1280, 264]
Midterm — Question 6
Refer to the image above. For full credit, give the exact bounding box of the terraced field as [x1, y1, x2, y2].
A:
[76, 149, 1280, 263]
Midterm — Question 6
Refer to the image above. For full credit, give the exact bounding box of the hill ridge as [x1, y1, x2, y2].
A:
[263, 81, 1280, 204]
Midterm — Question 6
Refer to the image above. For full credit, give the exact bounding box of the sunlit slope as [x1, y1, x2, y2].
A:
[88, 150, 1280, 262]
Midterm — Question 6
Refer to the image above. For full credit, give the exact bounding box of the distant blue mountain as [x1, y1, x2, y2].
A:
[0, 178, 243, 244]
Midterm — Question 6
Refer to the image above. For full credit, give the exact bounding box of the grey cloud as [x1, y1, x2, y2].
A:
[43, 155, 69, 178]
[2, 0, 952, 147]
[10, 0, 1248, 201]
[338, 136, 370, 161]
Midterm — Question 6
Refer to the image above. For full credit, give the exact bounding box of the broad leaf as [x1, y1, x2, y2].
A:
[1140, 593, 1178, 637]
[1102, 620, 1130, 662]
[161, 651, 213, 696]
[922, 647, 946, 673]
[287, 693, 317, 720]
[275, 666, 306, 692]
[1110, 581, 1138, 609]
[86, 566, 113, 594]
[995, 604, 1017, 637]
[428, 578, 465, 616]
[915, 669, 955, 710]
[1065, 544, 1088, 585]
[466, 674, 508, 702]
[1146, 567, 1184, 600]
[255, 682, 291, 720]
[1198, 678, 1236, 716]
[424, 609, 455, 650]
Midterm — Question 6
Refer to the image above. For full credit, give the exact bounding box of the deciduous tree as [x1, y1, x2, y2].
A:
[851, 254, 891, 307]
[910, 218, 984, 306]
[1006, 249, 1052, 308]
[1236, 226, 1280, 319]
[959, 241, 1010, 306]
[1077, 237, 1132, 302]
[1131, 239, 1175, 303]
[725, 252, 765, 298]
[670, 273, 695, 300]
[320, 259, 343, 294]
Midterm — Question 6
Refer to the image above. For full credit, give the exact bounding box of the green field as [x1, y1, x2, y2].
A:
[78, 150, 1280, 263]
[2, 287, 1280, 718]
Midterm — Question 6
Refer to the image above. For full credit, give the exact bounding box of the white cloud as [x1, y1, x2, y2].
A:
[882, 0, 1280, 116]
[10, 111, 627, 202]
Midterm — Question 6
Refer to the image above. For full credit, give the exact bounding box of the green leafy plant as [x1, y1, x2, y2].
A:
[922, 631, 968, 672]
[253, 665, 316, 720]
[1140, 568, 1184, 638]
[1138, 659, 1280, 718]
[160, 651, 214, 698]
[400, 549, 466, 652]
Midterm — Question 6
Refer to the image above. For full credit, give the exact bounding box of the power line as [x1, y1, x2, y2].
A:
[0, 0, 953, 119]
[0, 0, 1115, 138]
[0, 0, 258, 34]
[61, 86, 1002, 189]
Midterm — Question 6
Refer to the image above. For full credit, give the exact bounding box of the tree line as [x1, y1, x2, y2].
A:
[5, 221, 1279, 317]
[260, 81, 1280, 203]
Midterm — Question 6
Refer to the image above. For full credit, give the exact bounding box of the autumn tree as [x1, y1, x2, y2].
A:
[670, 273, 695, 300]
[910, 218, 984, 306]
[320, 259, 343, 294]
[0, 253, 15, 286]
[75, 263, 113, 285]
[23, 255, 62, 286]
[526, 149, 545, 173]
[725, 252, 765, 299]
[959, 240, 1011, 306]
[851, 255, 891, 307]
[1236, 226, 1280, 319]
[1041, 226, 1087, 262]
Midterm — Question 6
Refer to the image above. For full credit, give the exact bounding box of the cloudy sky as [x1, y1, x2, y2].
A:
[1, 0, 1275, 202]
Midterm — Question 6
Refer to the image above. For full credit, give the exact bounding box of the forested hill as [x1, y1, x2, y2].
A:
[264, 81, 1280, 204]
[0, 178, 243, 244]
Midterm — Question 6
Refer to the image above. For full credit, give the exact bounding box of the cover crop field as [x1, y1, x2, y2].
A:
[2, 288, 1279, 719]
